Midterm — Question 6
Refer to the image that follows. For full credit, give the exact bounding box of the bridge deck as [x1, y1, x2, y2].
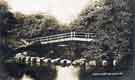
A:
[29, 32, 97, 43]
[41, 37, 95, 44]
[17, 32, 97, 49]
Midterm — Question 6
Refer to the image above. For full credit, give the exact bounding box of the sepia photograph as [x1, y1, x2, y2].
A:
[0, 0, 134, 80]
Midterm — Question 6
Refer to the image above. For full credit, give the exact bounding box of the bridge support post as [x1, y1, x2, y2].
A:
[88, 33, 89, 39]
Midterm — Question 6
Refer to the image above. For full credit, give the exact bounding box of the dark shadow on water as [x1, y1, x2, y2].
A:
[4, 62, 57, 80]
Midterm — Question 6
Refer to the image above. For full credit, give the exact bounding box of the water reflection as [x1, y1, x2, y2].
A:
[20, 74, 34, 80]
[18, 65, 81, 80]
[3, 54, 132, 80]
[4, 62, 56, 80]
[55, 65, 80, 80]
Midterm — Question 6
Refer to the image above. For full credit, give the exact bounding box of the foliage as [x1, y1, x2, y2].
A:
[0, 0, 133, 59]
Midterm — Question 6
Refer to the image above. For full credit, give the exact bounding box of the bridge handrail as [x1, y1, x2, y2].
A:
[44, 33, 70, 39]
[39, 35, 96, 42]
[32, 33, 71, 42]
[27, 32, 97, 42]
[40, 35, 70, 41]
[27, 32, 71, 41]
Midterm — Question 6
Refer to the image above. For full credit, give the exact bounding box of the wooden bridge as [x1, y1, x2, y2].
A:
[17, 32, 98, 49]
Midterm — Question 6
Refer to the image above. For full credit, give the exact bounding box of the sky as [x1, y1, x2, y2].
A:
[5, 0, 91, 24]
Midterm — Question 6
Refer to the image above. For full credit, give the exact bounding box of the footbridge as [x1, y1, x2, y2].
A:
[17, 32, 98, 49]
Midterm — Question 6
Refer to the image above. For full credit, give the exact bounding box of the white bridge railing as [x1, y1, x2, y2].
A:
[27, 32, 97, 43]
[17, 32, 97, 49]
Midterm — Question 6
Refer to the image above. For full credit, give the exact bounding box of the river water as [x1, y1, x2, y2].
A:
[1, 50, 134, 80]
[20, 74, 34, 80]
[1, 54, 134, 80]
[18, 65, 81, 80]
[55, 66, 80, 80]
